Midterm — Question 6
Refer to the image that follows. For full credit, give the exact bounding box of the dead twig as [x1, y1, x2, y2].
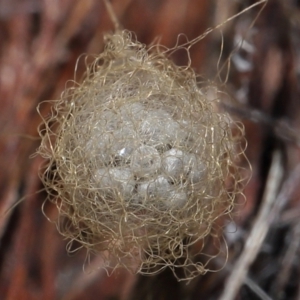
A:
[219, 150, 284, 300]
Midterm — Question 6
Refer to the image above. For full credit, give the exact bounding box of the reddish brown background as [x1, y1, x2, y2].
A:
[0, 0, 300, 299]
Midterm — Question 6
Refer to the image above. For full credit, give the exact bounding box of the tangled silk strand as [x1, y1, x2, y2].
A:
[37, 30, 246, 281]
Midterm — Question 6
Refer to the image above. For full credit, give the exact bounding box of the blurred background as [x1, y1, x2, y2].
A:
[0, 0, 300, 299]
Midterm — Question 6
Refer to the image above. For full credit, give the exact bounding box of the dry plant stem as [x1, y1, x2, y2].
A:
[270, 164, 300, 221]
[103, 0, 121, 30]
[273, 221, 300, 297]
[219, 150, 284, 300]
[244, 277, 273, 300]
[271, 164, 300, 225]
[219, 259, 272, 300]
[269, 164, 300, 296]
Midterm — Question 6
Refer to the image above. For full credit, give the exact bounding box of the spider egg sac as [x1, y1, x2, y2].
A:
[37, 30, 245, 280]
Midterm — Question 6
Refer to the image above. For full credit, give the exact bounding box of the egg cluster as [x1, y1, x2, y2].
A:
[86, 100, 208, 210]
[37, 30, 245, 280]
